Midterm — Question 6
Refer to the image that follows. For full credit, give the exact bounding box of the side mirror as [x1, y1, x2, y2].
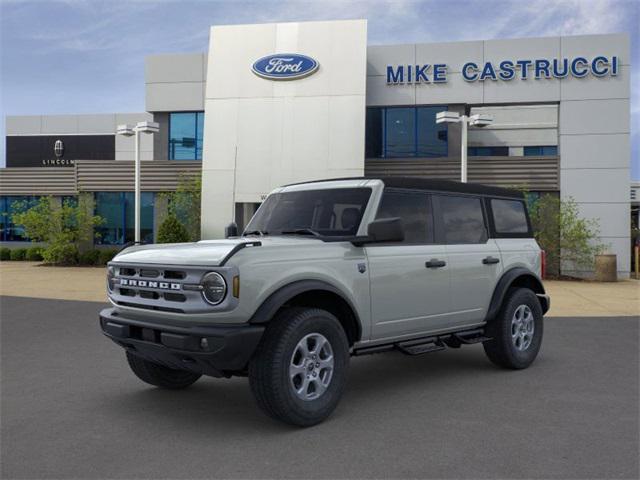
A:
[225, 222, 238, 238]
[368, 217, 404, 243]
[352, 217, 404, 245]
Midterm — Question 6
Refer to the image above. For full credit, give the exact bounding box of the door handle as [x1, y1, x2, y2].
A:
[482, 256, 500, 265]
[425, 259, 446, 268]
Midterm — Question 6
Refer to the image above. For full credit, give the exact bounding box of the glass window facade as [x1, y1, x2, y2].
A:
[95, 192, 154, 245]
[366, 107, 448, 158]
[468, 146, 509, 156]
[524, 146, 558, 156]
[0, 196, 40, 242]
[168, 112, 204, 160]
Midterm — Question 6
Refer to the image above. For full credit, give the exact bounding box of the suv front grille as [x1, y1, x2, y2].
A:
[108, 262, 237, 314]
[139, 269, 160, 278]
[111, 265, 204, 313]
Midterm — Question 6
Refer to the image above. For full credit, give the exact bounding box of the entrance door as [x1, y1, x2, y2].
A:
[235, 202, 261, 232]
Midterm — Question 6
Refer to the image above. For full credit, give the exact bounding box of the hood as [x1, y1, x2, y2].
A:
[112, 236, 324, 266]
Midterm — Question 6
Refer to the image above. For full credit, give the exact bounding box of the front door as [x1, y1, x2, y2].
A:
[366, 189, 451, 341]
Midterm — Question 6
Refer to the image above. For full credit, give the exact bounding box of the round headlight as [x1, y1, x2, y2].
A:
[201, 272, 227, 305]
[107, 266, 115, 292]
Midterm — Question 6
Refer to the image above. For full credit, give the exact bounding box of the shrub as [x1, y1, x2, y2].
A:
[11, 195, 103, 265]
[161, 174, 201, 241]
[41, 244, 79, 265]
[0, 247, 11, 261]
[529, 195, 606, 276]
[98, 249, 119, 265]
[79, 249, 101, 266]
[26, 246, 43, 261]
[157, 214, 190, 243]
[10, 248, 27, 261]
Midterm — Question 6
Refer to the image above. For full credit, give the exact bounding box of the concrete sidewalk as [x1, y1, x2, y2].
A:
[0, 261, 108, 303]
[0, 261, 638, 317]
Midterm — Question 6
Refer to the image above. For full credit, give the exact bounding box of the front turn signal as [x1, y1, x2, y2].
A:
[233, 275, 240, 298]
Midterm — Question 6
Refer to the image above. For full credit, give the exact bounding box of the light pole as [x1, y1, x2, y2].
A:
[436, 111, 493, 183]
[116, 121, 159, 243]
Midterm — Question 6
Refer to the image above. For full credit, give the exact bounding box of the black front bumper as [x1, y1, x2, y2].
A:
[99, 308, 264, 377]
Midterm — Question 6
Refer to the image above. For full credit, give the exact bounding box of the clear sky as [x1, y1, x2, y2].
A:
[1, 0, 638, 178]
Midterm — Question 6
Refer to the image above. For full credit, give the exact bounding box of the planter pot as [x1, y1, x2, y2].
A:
[594, 254, 617, 282]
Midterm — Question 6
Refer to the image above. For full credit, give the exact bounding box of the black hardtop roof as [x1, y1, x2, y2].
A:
[286, 177, 525, 199]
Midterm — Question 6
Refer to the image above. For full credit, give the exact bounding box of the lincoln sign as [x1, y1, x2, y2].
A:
[386, 55, 621, 84]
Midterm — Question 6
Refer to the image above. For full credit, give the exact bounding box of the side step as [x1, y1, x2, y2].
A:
[396, 340, 445, 356]
[353, 328, 491, 357]
[450, 328, 492, 345]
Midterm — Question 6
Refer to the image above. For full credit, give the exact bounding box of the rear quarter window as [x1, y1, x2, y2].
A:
[491, 199, 530, 235]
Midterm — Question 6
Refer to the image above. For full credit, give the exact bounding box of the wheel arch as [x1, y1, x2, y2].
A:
[485, 268, 549, 321]
[249, 280, 362, 346]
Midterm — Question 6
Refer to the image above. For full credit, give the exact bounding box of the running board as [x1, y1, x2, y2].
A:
[353, 328, 491, 357]
[396, 341, 445, 356]
[450, 328, 492, 345]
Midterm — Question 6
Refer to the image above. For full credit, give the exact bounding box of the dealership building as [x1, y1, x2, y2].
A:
[0, 20, 632, 277]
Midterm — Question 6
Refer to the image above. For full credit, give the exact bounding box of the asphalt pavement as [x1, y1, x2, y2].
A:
[1, 296, 638, 479]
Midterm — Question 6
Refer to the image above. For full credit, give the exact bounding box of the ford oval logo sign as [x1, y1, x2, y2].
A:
[252, 53, 319, 80]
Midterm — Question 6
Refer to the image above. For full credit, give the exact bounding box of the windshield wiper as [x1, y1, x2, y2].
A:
[280, 228, 322, 238]
[243, 230, 268, 236]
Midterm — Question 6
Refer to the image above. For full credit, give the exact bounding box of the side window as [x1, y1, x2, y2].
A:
[491, 199, 529, 234]
[330, 203, 366, 235]
[375, 189, 433, 243]
[437, 195, 487, 244]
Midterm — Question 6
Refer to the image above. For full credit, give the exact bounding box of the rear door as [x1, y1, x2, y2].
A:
[433, 194, 503, 327]
[366, 188, 451, 341]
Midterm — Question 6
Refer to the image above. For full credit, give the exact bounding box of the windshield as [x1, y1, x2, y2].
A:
[244, 188, 372, 237]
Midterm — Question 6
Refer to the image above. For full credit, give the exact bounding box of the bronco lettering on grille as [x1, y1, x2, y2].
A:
[119, 278, 181, 290]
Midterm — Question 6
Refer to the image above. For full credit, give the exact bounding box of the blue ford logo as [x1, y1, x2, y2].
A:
[252, 53, 319, 80]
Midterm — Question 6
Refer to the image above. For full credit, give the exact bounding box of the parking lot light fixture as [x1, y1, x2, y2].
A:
[436, 111, 493, 183]
[116, 122, 159, 243]
[116, 124, 134, 137]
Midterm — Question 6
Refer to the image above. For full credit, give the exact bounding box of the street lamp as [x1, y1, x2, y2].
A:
[436, 111, 493, 183]
[116, 121, 159, 243]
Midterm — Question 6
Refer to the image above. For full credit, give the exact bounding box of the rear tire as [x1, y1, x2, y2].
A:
[248, 307, 350, 427]
[126, 352, 201, 389]
[483, 287, 543, 369]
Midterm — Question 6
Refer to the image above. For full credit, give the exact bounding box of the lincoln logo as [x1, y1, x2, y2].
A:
[252, 53, 319, 80]
[118, 278, 181, 290]
[54, 139, 64, 159]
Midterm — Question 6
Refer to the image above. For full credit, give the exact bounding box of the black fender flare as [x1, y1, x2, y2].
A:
[485, 267, 548, 321]
[248, 279, 362, 341]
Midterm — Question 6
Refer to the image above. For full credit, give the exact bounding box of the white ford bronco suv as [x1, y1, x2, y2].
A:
[100, 177, 549, 426]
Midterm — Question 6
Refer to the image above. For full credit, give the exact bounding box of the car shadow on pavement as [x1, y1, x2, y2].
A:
[102, 346, 504, 432]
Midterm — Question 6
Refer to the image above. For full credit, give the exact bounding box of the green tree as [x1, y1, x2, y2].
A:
[11, 196, 103, 265]
[529, 195, 606, 276]
[161, 174, 201, 241]
[157, 214, 190, 243]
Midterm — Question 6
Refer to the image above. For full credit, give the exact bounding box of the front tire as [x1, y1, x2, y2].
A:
[483, 287, 543, 369]
[126, 352, 202, 389]
[248, 307, 350, 427]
